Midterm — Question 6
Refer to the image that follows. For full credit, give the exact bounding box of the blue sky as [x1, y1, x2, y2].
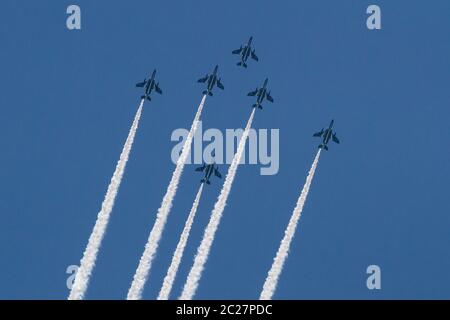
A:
[1, 0, 450, 299]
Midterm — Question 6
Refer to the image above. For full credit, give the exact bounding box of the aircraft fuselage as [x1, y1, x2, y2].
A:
[256, 80, 268, 105]
[205, 164, 214, 180]
[323, 130, 332, 144]
[242, 37, 253, 62]
[207, 76, 217, 92]
[257, 88, 267, 104]
[322, 121, 335, 145]
[144, 71, 157, 95]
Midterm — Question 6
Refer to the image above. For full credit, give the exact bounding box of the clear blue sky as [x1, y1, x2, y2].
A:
[1, 0, 449, 299]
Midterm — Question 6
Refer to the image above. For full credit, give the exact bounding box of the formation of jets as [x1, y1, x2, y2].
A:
[313, 120, 340, 151]
[136, 69, 162, 101]
[135, 36, 340, 182]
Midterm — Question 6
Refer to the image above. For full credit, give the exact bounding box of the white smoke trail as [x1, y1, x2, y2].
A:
[259, 149, 322, 300]
[158, 183, 205, 300]
[127, 95, 207, 300]
[69, 99, 145, 300]
[180, 108, 256, 300]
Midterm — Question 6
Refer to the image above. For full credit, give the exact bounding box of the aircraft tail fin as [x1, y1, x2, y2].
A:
[243, 62, 248, 68]
[202, 90, 208, 95]
[237, 62, 242, 66]
[208, 91, 213, 96]
[147, 96, 152, 102]
[319, 144, 328, 151]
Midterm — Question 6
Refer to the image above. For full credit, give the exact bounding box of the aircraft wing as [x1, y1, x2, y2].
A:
[136, 80, 146, 87]
[195, 165, 206, 172]
[313, 129, 324, 137]
[155, 83, 163, 94]
[217, 79, 224, 90]
[247, 88, 258, 96]
[332, 133, 340, 144]
[198, 75, 208, 83]
[266, 93, 274, 103]
[251, 50, 259, 61]
[232, 47, 243, 55]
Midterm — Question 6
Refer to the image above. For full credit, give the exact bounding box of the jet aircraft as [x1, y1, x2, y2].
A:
[232, 36, 259, 68]
[313, 120, 340, 150]
[195, 162, 222, 185]
[136, 70, 162, 101]
[247, 78, 274, 109]
[198, 65, 224, 96]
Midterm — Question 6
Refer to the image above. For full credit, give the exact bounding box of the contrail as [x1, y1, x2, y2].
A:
[127, 95, 207, 300]
[69, 99, 145, 300]
[260, 149, 322, 300]
[180, 108, 256, 300]
[158, 183, 205, 300]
